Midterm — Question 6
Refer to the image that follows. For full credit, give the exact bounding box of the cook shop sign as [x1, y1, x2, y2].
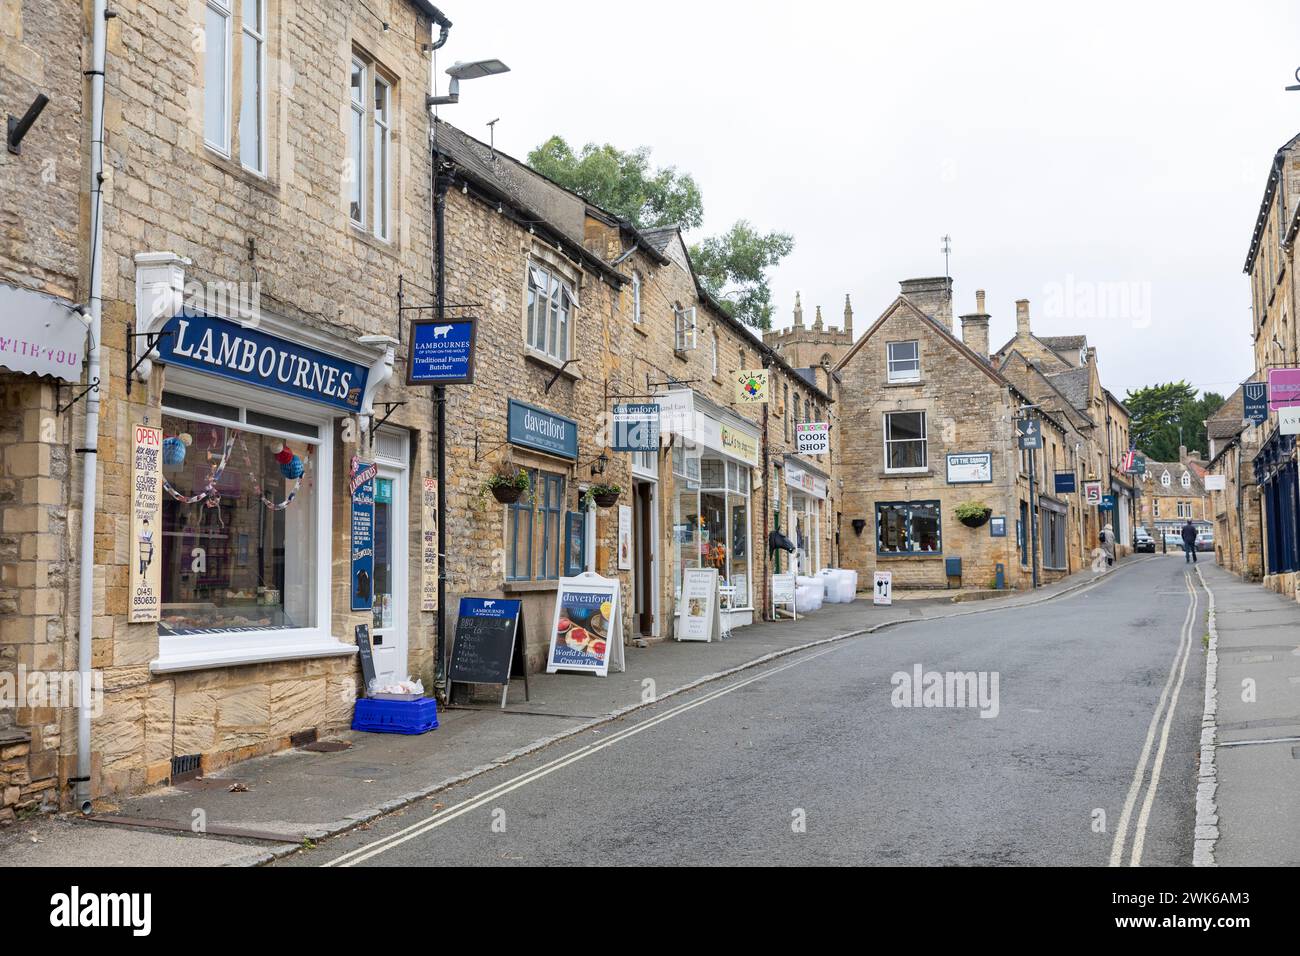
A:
[156, 314, 369, 412]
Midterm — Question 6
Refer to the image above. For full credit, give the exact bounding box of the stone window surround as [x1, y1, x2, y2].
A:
[883, 409, 928, 474]
[522, 245, 581, 367]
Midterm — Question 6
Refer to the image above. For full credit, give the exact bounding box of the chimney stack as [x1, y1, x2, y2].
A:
[960, 288, 991, 360]
[1016, 299, 1031, 337]
[899, 277, 954, 331]
[843, 294, 854, 338]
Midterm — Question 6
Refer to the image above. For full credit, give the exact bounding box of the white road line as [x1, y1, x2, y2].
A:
[323, 644, 846, 867]
[1128, 572, 1198, 866]
[1108, 569, 1196, 867]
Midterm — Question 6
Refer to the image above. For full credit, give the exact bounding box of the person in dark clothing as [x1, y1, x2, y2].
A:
[1180, 520, 1199, 564]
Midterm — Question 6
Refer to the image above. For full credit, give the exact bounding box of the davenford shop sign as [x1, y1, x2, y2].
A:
[508, 399, 578, 460]
[156, 314, 370, 412]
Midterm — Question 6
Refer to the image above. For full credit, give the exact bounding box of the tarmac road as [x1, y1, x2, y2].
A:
[283, 556, 1207, 867]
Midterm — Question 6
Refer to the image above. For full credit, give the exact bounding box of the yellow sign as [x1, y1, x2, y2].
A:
[719, 424, 759, 466]
[129, 424, 164, 623]
[734, 369, 769, 404]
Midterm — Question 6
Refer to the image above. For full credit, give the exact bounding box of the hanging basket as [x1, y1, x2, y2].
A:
[959, 508, 992, 529]
[491, 485, 524, 505]
[593, 491, 620, 508]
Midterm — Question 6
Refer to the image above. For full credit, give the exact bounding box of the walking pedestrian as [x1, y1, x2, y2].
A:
[1100, 524, 1116, 567]
[1180, 519, 1198, 564]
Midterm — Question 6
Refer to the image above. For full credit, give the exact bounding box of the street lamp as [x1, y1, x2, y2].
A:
[427, 59, 511, 107]
[428, 54, 508, 699]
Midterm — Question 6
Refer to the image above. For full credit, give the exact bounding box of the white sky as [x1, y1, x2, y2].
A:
[435, 0, 1300, 399]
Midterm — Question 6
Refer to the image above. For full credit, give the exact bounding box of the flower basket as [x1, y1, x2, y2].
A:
[491, 484, 524, 505]
[958, 508, 992, 529]
[593, 491, 620, 508]
[584, 484, 622, 509]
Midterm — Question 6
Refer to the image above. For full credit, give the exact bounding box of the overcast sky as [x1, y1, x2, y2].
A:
[436, 0, 1300, 399]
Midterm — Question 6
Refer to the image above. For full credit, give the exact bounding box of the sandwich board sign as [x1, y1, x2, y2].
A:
[873, 571, 893, 606]
[546, 572, 625, 676]
[449, 597, 528, 708]
[677, 567, 721, 642]
[772, 572, 797, 620]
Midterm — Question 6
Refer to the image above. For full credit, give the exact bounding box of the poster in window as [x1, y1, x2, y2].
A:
[545, 573, 624, 676]
[421, 476, 437, 612]
[129, 423, 164, 623]
[617, 505, 632, 571]
[350, 456, 377, 612]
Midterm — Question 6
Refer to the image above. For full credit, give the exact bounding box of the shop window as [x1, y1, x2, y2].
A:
[672, 455, 752, 609]
[876, 500, 941, 554]
[887, 340, 920, 382]
[884, 411, 927, 471]
[158, 396, 322, 638]
[507, 469, 566, 582]
[526, 263, 573, 362]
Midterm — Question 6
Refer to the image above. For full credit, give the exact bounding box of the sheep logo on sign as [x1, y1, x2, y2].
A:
[433, 325, 452, 338]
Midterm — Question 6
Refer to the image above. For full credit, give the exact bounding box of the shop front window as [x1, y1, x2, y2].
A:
[506, 468, 566, 582]
[158, 398, 319, 636]
[875, 500, 941, 554]
[672, 454, 752, 609]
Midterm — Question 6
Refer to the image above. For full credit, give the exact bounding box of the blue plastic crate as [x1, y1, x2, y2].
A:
[351, 696, 439, 735]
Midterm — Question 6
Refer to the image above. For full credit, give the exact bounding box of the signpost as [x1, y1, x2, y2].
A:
[407, 317, 477, 385]
[677, 567, 721, 642]
[1083, 481, 1103, 506]
[449, 597, 527, 708]
[545, 572, 625, 676]
[1100, 494, 1116, 511]
[1054, 472, 1077, 495]
[873, 570, 893, 606]
[1018, 417, 1041, 588]
[1016, 418, 1043, 449]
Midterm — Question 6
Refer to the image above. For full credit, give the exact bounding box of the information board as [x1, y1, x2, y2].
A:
[545, 573, 625, 676]
[677, 567, 721, 642]
[450, 597, 527, 708]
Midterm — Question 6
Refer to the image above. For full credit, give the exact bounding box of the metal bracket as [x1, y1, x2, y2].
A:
[56, 377, 99, 415]
[369, 401, 406, 442]
[125, 322, 174, 395]
[474, 432, 510, 463]
[544, 358, 578, 394]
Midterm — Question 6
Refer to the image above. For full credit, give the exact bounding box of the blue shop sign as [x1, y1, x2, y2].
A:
[1100, 494, 1116, 510]
[407, 317, 477, 385]
[157, 314, 369, 412]
[1054, 472, 1077, 494]
[508, 399, 578, 460]
[1243, 381, 1268, 426]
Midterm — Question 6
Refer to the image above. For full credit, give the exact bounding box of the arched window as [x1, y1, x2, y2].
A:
[1181, 472, 1191, 488]
[1161, 470, 1171, 487]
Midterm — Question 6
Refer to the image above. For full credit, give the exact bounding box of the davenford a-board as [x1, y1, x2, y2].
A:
[546, 572, 626, 676]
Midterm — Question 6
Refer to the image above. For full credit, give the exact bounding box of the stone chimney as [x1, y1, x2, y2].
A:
[843, 294, 854, 338]
[1016, 299, 1031, 338]
[960, 288, 991, 360]
[899, 277, 953, 331]
[793, 291, 804, 328]
[1179, 444, 1188, 461]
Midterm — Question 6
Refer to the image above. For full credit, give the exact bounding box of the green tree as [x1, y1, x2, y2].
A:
[1124, 382, 1225, 460]
[527, 136, 704, 231]
[690, 222, 794, 331]
[526, 136, 792, 329]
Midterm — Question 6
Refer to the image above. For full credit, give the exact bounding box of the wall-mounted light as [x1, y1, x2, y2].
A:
[851, 518, 867, 536]
[7, 94, 50, 155]
[591, 452, 609, 478]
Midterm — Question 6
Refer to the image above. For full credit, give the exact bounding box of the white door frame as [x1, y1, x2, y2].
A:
[371, 432, 409, 685]
[633, 478, 660, 638]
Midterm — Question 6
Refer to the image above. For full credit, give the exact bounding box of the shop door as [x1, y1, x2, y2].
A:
[634, 481, 657, 636]
[370, 468, 408, 686]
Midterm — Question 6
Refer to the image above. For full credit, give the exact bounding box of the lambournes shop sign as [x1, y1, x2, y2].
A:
[156, 314, 370, 412]
[508, 399, 578, 460]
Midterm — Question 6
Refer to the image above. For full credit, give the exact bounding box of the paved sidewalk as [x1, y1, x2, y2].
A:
[0, 562, 1119, 867]
[1197, 562, 1300, 866]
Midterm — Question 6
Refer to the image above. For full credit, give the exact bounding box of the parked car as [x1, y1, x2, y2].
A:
[1133, 528, 1156, 553]
[1196, 530, 1215, 552]
[1164, 532, 1184, 551]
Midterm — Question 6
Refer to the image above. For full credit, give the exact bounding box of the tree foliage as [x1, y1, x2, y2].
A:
[1124, 382, 1225, 461]
[526, 136, 792, 329]
[527, 136, 704, 231]
[690, 222, 794, 331]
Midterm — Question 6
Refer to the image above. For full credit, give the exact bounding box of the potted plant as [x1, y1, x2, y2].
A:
[955, 501, 993, 528]
[583, 483, 622, 508]
[482, 468, 531, 505]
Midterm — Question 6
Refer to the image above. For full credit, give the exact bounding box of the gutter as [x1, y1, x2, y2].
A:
[75, 0, 109, 815]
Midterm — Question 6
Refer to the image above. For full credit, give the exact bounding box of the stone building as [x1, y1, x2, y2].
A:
[764, 293, 856, 372]
[835, 281, 1078, 590]
[1135, 452, 1212, 536]
[3, 0, 451, 812]
[1243, 133, 1300, 598]
[1, 0, 88, 825]
[430, 122, 836, 663]
[1204, 388, 1263, 578]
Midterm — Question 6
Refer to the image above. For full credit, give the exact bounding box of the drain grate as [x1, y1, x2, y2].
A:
[290, 727, 319, 748]
[302, 740, 351, 753]
[171, 753, 202, 783]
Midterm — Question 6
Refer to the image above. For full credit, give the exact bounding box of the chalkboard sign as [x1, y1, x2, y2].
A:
[450, 598, 527, 708]
[355, 623, 376, 694]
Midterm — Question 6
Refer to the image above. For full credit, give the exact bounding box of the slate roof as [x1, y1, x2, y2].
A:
[1045, 366, 1092, 412]
[1138, 459, 1207, 497]
[639, 226, 679, 255]
[1038, 335, 1087, 351]
[1205, 386, 1246, 441]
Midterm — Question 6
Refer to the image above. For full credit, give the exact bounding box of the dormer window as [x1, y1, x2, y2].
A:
[1181, 472, 1191, 488]
[1161, 470, 1171, 487]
